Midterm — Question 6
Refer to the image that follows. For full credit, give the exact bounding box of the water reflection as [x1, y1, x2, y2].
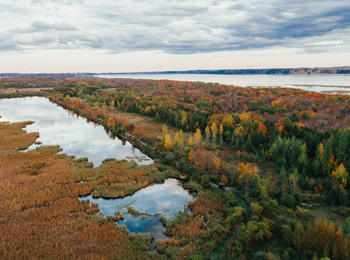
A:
[0, 97, 152, 166]
[81, 179, 194, 240]
[96, 74, 350, 94]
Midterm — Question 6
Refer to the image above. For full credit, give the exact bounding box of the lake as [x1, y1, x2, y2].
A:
[81, 178, 194, 240]
[0, 97, 152, 166]
[95, 74, 350, 94]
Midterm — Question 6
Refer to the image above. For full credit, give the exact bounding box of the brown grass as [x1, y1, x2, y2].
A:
[0, 121, 164, 260]
[0, 87, 52, 94]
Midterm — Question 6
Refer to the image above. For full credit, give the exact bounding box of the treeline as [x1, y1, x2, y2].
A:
[160, 66, 350, 75]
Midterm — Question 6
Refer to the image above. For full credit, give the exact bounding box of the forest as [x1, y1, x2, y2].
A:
[1, 76, 350, 260]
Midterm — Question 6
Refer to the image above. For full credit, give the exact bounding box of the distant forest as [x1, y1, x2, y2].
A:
[112, 66, 350, 75]
[1, 66, 349, 78]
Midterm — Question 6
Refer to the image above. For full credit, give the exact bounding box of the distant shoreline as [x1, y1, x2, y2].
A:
[99, 67, 350, 76]
[0, 66, 350, 78]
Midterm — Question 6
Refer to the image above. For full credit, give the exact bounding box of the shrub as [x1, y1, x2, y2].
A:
[280, 193, 296, 208]
[24, 161, 47, 175]
[203, 241, 216, 253]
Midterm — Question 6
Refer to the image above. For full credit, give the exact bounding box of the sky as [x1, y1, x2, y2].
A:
[0, 0, 349, 73]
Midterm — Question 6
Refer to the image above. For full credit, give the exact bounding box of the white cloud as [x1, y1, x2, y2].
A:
[0, 0, 349, 53]
[0, 0, 349, 72]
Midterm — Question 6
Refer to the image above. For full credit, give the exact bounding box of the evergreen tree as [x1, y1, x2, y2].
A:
[246, 135, 254, 153]
[340, 189, 348, 208]
[327, 186, 339, 205]
[280, 167, 288, 193]
[251, 174, 261, 197]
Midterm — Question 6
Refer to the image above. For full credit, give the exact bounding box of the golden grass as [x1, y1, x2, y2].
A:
[0, 120, 165, 260]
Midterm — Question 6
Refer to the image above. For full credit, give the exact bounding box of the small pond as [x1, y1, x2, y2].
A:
[81, 179, 194, 240]
[0, 97, 152, 166]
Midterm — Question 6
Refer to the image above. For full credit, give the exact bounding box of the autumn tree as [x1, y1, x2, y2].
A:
[331, 163, 348, 187]
[193, 128, 203, 146]
[162, 124, 172, 150]
[221, 174, 229, 184]
[164, 134, 172, 150]
[162, 124, 168, 143]
[188, 135, 194, 146]
[180, 110, 187, 129]
[258, 122, 267, 135]
[211, 123, 218, 145]
[289, 168, 299, 193]
[213, 157, 221, 173]
[238, 162, 257, 196]
[292, 220, 350, 260]
[219, 123, 223, 146]
[179, 130, 184, 145]
[188, 149, 195, 164]
[205, 125, 211, 144]
[174, 132, 180, 146]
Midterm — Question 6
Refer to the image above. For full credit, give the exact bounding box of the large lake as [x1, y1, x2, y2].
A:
[0, 97, 152, 166]
[96, 74, 350, 94]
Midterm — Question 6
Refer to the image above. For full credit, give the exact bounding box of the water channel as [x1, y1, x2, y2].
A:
[0, 96, 152, 166]
[0, 97, 194, 241]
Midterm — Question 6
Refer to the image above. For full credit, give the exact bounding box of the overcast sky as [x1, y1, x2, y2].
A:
[1, 0, 349, 73]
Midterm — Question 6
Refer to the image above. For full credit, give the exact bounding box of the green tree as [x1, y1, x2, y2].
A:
[251, 174, 261, 197]
[246, 135, 254, 153]
[289, 168, 299, 193]
[340, 189, 348, 208]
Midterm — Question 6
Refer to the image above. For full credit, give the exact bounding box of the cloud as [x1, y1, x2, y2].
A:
[0, 0, 349, 54]
[13, 20, 78, 33]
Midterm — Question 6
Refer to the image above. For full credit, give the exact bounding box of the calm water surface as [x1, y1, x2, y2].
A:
[81, 178, 194, 240]
[96, 74, 350, 94]
[0, 97, 152, 166]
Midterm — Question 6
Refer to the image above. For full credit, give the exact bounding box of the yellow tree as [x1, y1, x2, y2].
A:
[239, 112, 251, 122]
[162, 124, 168, 143]
[213, 157, 221, 173]
[317, 143, 325, 162]
[211, 123, 218, 145]
[205, 125, 211, 144]
[234, 125, 244, 137]
[174, 132, 180, 146]
[188, 135, 194, 146]
[179, 130, 184, 145]
[107, 117, 115, 130]
[193, 128, 203, 146]
[316, 143, 325, 173]
[332, 163, 348, 187]
[289, 169, 299, 193]
[219, 124, 224, 146]
[181, 111, 187, 128]
[238, 162, 256, 195]
[164, 134, 172, 150]
[110, 100, 115, 110]
[222, 115, 235, 128]
[161, 124, 172, 150]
